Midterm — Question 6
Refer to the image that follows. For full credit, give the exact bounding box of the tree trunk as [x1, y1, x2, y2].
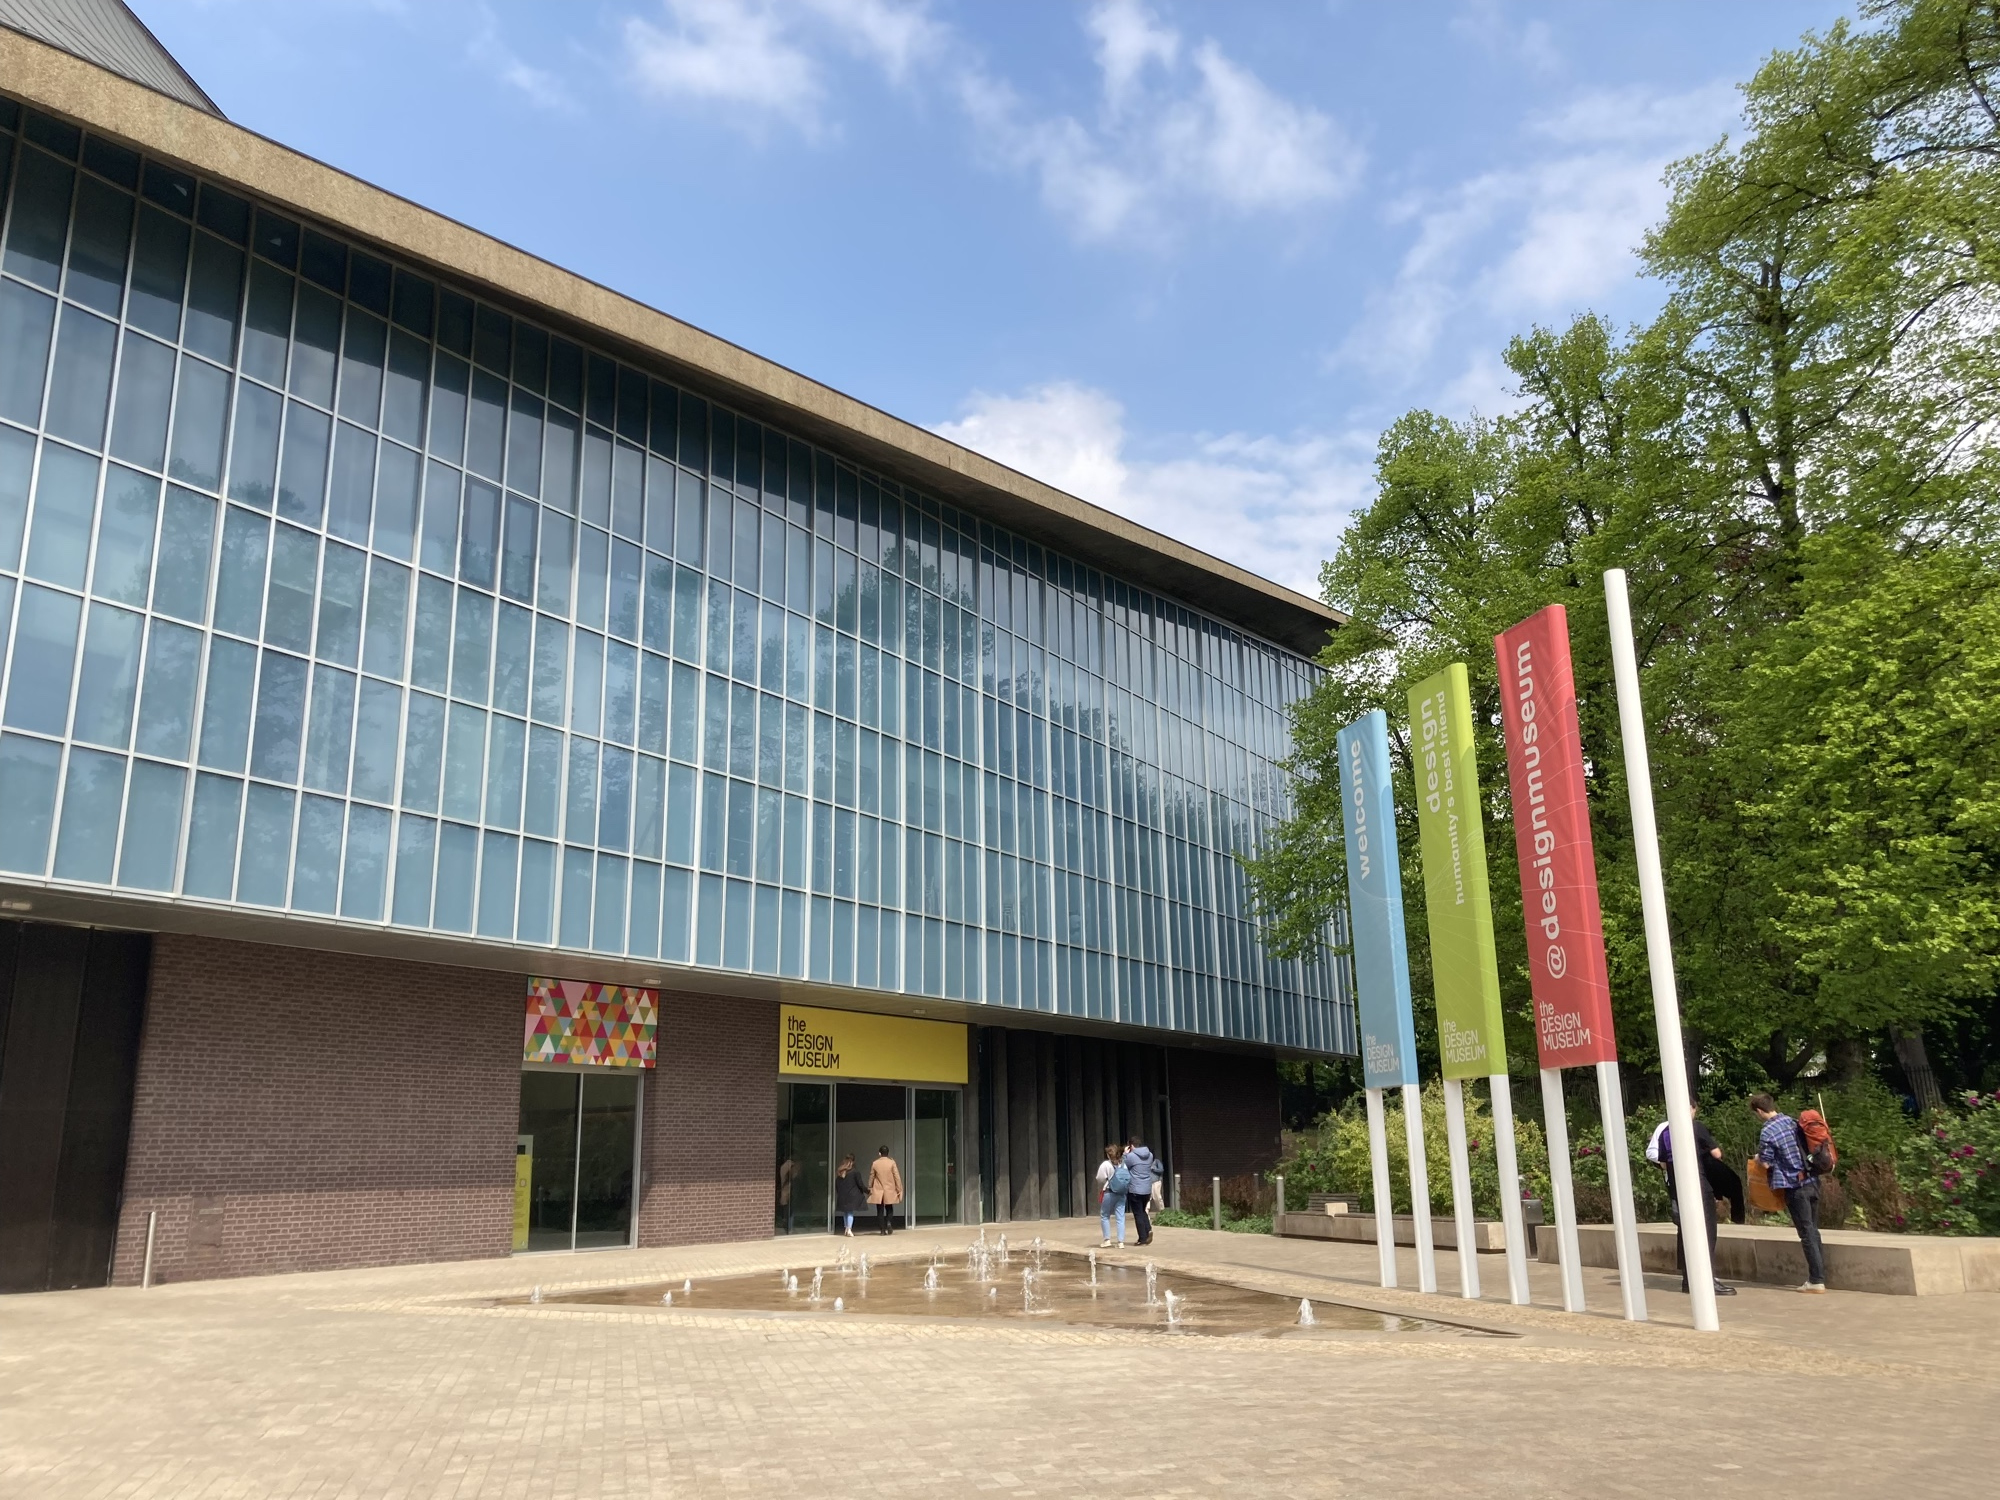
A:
[1892, 1029, 1944, 1114]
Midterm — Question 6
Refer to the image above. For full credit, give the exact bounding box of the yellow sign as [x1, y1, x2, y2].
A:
[512, 1135, 533, 1251]
[780, 1005, 966, 1083]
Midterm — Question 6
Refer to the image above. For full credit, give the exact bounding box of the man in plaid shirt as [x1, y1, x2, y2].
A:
[1753, 1094, 1827, 1292]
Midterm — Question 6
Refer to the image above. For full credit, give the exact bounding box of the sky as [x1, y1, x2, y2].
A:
[136, 0, 1851, 598]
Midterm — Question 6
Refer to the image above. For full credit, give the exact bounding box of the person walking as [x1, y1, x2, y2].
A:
[1752, 1094, 1828, 1293]
[867, 1144, 904, 1236]
[1123, 1135, 1158, 1246]
[834, 1153, 867, 1237]
[1096, 1145, 1130, 1247]
[776, 1154, 798, 1235]
[1658, 1101, 1736, 1298]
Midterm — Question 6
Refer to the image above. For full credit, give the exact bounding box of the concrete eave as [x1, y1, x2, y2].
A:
[1, 29, 1344, 659]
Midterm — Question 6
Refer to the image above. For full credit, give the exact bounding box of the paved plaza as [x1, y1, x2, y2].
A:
[2, 1222, 1993, 1499]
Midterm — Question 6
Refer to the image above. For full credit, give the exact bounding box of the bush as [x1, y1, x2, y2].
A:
[1275, 1080, 1551, 1218]
[1896, 1091, 2000, 1235]
[1151, 1206, 1272, 1234]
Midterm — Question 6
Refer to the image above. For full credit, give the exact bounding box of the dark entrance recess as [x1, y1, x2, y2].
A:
[0, 921, 152, 1293]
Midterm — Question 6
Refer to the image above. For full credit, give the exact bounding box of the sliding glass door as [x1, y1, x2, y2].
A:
[516, 1069, 641, 1252]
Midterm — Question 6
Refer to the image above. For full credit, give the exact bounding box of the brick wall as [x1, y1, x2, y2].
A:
[1167, 1047, 1282, 1193]
[636, 990, 776, 1247]
[111, 934, 523, 1285]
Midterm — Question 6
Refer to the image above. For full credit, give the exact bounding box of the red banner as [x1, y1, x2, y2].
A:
[1494, 605, 1618, 1068]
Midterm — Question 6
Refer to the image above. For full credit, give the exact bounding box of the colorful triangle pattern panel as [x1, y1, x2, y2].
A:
[524, 978, 659, 1068]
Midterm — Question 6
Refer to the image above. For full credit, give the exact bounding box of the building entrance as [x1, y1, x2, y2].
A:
[515, 1070, 641, 1252]
[775, 1081, 958, 1234]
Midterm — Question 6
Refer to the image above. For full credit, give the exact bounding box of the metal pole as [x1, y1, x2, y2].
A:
[1172, 1171, 1181, 1211]
[1210, 1176, 1221, 1231]
[1488, 1073, 1532, 1305]
[1401, 1083, 1438, 1294]
[1272, 1174, 1286, 1236]
[1442, 1079, 1481, 1299]
[1604, 568, 1719, 1333]
[1365, 1087, 1397, 1288]
[1597, 1060, 1648, 1322]
[1540, 1067, 1587, 1312]
[140, 1209, 157, 1290]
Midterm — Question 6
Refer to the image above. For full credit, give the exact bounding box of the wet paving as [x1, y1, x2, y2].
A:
[514, 1239, 1485, 1338]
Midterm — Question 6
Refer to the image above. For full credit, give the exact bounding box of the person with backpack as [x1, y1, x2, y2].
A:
[834, 1153, 868, 1237]
[1096, 1144, 1129, 1248]
[1123, 1136, 1159, 1246]
[1657, 1101, 1736, 1298]
[1752, 1094, 1831, 1292]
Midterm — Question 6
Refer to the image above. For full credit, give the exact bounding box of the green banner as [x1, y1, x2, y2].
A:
[1408, 663, 1509, 1079]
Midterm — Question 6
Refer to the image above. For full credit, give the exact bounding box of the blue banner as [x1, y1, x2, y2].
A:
[1337, 710, 1419, 1089]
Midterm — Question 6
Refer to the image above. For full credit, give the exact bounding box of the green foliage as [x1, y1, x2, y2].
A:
[1150, 1207, 1273, 1234]
[1896, 1092, 2000, 1234]
[1250, 0, 2000, 1100]
[1276, 1081, 1551, 1218]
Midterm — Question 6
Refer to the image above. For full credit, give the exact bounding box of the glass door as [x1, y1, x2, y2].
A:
[913, 1088, 960, 1226]
[776, 1081, 831, 1234]
[515, 1069, 641, 1252]
[775, 1080, 964, 1233]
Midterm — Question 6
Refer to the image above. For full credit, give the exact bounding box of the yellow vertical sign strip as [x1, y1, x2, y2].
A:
[512, 1134, 533, 1251]
[1409, 663, 1510, 1079]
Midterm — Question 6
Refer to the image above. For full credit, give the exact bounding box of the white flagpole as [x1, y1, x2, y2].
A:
[1604, 567, 1719, 1332]
[1597, 1060, 1649, 1322]
[1540, 1066, 1587, 1312]
[1365, 1087, 1397, 1288]
[1488, 1073, 1532, 1304]
[1402, 1083, 1438, 1293]
[1442, 1079, 1481, 1298]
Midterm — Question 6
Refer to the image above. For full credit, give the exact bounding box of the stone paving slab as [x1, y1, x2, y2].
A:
[2, 1220, 1993, 1498]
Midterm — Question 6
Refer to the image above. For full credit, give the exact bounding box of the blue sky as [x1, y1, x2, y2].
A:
[138, 0, 1848, 595]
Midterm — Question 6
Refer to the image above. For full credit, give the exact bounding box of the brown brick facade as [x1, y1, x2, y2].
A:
[1167, 1047, 1283, 1195]
[111, 935, 524, 1284]
[111, 937, 781, 1285]
[636, 991, 777, 1247]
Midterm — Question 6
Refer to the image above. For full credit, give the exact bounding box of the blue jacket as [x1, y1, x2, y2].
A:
[1123, 1146, 1158, 1194]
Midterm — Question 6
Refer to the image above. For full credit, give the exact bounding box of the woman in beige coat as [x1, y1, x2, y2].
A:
[866, 1145, 904, 1236]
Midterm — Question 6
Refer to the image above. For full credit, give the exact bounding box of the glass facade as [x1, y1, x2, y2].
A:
[0, 97, 1353, 1053]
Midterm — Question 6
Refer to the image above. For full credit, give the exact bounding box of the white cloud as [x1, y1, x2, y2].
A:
[803, 0, 945, 81]
[1338, 82, 1739, 390]
[469, 9, 576, 113]
[934, 382, 1372, 594]
[964, 1, 1360, 242]
[1089, 0, 1179, 115]
[619, 0, 940, 135]
[613, 0, 1353, 239]
[623, 0, 827, 132]
[1450, 0, 1561, 76]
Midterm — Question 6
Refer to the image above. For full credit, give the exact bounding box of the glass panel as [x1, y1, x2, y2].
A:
[168, 356, 230, 490]
[118, 758, 185, 891]
[152, 486, 214, 622]
[0, 732, 63, 874]
[72, 602, 143, 748]
[776, 1079, 831, 1235]
[26, 442, 99, 588]
[109, 331, 174, 470]
[575, 1070, 639, 1248]
[5, 584, 81, 734]
[516, 1071, 579, 1253]
[92, 466, 158, 606]
[913, 1088, 960, 1226]
[135, 619, 201, 760]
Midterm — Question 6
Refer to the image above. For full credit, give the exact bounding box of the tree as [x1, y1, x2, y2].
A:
[1253, 0, 2000, 1100]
